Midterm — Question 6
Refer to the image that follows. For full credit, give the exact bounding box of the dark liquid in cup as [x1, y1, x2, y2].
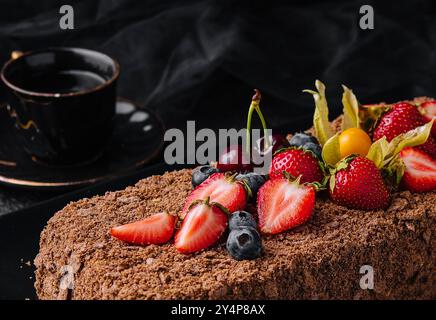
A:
[20, 70, 106, 94]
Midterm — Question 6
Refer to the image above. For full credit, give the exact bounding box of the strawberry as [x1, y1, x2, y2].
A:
[419, 100, 436, 137]
[257, 175, 315, 234]
[175, 198, 228, 253]
[110, 212, 176, 245]
[181, 173, 247, 218]
[400, 148, 436, 193]
[329, 156, 390, 211]
[373, 102, 436, 156]
[269, 148, 324, 183]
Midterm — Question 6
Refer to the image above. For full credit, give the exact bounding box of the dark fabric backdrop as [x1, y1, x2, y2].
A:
[1, 0, 436, 213]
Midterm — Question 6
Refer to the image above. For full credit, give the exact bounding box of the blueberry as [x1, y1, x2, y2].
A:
[226, 227, 262, 260]
[303, 142, 322, 160]
[229, 211, 257, 230]
[191, 165, 219, 188]
[236, 172, 267, 195]
[288, 132, 318, 147]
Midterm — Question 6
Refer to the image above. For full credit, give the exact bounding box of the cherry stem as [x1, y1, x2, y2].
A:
[246, 89, 270, 156]
[246, 105, 255, 156]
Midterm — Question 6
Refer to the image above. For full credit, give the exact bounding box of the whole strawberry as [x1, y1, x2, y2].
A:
[373, 102, 436, 156]
[329, 156, 390, 211]
[269, 148, 324, 183]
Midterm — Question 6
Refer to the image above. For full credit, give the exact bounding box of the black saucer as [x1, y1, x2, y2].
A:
[0, 98, 164, 190]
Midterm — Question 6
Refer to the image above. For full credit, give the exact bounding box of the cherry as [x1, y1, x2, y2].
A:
[246, 90, 287, 163]
[216, 144, 253, 172]
[216, 89, 270, 173]
[255, 133, 289, 157]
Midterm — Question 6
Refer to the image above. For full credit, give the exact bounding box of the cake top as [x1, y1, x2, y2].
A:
[103, 86, 435, 256]
[35, 168, 434, 299]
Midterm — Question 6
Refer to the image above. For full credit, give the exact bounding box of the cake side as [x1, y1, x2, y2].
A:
[34, 168, 436, 300]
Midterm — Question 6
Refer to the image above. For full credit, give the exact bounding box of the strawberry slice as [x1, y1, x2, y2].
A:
[400, 148, 436, 193]
[175, 198, 228, 253]
[420, 100, 436, 137]
[257, 176, 315, 234]
[181, 173, 247, 218]
[110, 212, 176, 245]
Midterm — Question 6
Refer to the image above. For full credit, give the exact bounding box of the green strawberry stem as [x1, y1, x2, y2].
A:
[224, 171, 238, 182]
[246, 89, 269, 155]
[188, 197, 209, 211]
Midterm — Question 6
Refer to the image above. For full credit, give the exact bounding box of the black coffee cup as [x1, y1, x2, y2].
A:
[1, 47, 119, 166]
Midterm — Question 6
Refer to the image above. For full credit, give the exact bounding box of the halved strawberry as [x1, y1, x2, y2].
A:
[181, 173, 247, 218]
[269, 148, 324, 183]
[400, 147, 436, 193]
[175, 198, 228, 253]
[420, 100, 436, 137]
[257, 175, 315, 234]
[110, 212, 176, 245]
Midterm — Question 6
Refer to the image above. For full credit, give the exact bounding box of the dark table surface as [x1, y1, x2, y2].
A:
[0, 189, 60, 216]
[1, 0, 436, 216]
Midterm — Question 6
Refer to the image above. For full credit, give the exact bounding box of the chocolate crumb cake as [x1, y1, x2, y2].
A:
[35, 92, 436, 300]
[34, 169, 435, 300]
